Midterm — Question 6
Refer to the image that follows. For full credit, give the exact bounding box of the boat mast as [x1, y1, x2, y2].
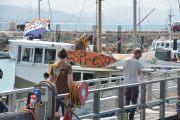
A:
[97, 0, 102, 53]
[38, 0, 41, 19]
[133, 0, 137, 49]
[168, 9, 174, 40]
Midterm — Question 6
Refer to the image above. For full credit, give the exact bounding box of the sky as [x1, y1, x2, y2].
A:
[0, 0, 180, 26]
[0, 0, 179, 13]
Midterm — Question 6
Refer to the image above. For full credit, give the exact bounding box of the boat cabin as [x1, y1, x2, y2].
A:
[151, 40, 173, 51]
[8, 39, 118, 87]
[9, 39, 75, 64]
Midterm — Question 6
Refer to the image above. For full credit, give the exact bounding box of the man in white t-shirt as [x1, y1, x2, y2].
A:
[123, 48, 142, 120]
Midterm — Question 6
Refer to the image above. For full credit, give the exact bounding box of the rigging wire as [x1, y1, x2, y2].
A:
[66, 0, 81, 22]
[74, 0, 87, 31]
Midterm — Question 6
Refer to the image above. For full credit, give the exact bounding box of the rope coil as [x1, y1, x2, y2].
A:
[70, 82, 88, 108]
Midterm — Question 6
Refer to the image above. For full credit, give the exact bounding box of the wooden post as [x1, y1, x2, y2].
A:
[97, 0, 102, 53]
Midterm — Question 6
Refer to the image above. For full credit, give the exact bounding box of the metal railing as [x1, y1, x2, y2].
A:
[0, 70, 180, 120]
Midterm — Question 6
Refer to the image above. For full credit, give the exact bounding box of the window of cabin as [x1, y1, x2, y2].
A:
[161, 43, 164, 46]
[156, 43, 160, 48]
[22, 47, 34, 62]
[34, 48, 43, 63]
[165, 43, 169, 48]
[170, 43, 173, 48]
[44, 49, 56, 64]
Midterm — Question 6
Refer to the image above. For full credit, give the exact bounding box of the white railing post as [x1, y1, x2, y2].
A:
[140, 83, 146, 120]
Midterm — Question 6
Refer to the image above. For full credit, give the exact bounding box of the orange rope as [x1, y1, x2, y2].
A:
[19, 103, 36, 120]
[20, 108, 36, 120]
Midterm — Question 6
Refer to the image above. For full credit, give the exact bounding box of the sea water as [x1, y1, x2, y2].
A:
[0, 21, 167, 32]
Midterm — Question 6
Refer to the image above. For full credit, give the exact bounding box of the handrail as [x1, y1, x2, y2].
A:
[0, 70, 179, 120]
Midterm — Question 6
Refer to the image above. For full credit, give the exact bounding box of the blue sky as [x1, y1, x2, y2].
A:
[0, 0, 179, 13]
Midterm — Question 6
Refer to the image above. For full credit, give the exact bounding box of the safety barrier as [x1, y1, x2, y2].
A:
[0, 69, 179, 120]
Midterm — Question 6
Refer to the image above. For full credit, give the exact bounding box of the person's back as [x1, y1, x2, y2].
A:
[123, 58, 142, 85]
[50, 61, 71, 94]
[49, 48, 73, 119]
[123, 48, 142, 120]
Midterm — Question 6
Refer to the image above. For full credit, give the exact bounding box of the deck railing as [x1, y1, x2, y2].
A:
[0, 69, 180, 120]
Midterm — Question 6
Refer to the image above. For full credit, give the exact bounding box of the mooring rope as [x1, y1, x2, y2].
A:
[70, 81, 88, 108]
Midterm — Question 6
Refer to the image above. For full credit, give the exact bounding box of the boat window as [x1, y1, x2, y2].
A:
[165, 43, 169, 48]
[156, 43, 160, 47]
[22, 48, 34, 62]
[34, 48, 43, 63]
[44, 49, 56, 64]
[170, 43, 173, 48]
[161, 43, 164, 46]
[178, 43, 180, 48]
[73, 72, 81, 81]
[152, 43, 155, 48]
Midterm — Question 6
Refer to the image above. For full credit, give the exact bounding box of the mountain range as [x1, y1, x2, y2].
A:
[0, 4, 180, 25]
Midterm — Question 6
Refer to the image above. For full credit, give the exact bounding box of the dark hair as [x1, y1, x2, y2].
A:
[133, 48, 142, 55]
[58, 48, 67, 59]
[43, 72, 49, 79]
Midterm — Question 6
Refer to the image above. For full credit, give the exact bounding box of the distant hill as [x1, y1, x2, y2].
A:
[0, 4, 95, 24]
[0, 4, 180, 25]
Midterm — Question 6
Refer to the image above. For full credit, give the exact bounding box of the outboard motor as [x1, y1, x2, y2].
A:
[173, 38, 177, 50]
